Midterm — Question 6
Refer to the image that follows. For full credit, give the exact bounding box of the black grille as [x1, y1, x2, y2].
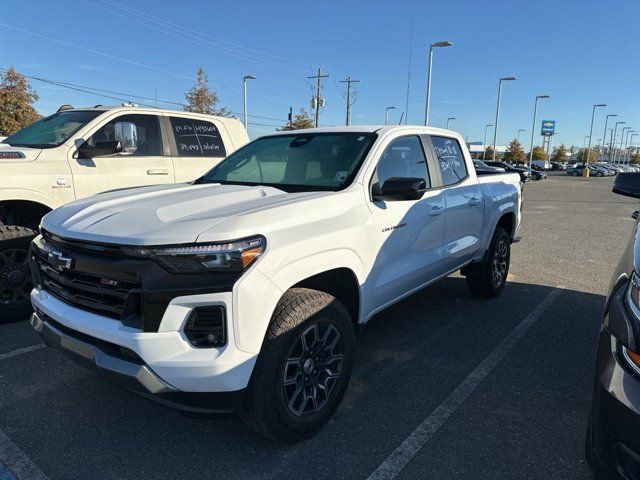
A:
[33, 250, 142, 323]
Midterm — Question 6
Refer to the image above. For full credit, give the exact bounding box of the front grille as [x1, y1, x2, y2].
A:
[33, 247, 142, 324]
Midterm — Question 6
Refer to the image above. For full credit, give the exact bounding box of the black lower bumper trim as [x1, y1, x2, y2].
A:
[31, 311, 244, 414]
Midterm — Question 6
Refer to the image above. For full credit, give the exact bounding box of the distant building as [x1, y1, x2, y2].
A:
[467, 142, 507, 159]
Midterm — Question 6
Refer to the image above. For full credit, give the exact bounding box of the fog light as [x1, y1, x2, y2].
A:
[184, 306, 226, 348]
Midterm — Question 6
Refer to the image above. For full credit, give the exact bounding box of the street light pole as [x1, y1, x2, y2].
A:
[623, 129, 634, 163]
[424, 41, 453, 126]
[612, 121, 625, 163]
[385, 106, 396, 125]
[585, 104, 606, 169]
[482, 123, 493, 161]
[446, 117, 456, 129]
[492, 76, 517, 161]
[625, 131, 636, 163]
[629, 134, 639, 164]
[618, 127, 631, 163]
[517, 129, 525, 143]
[528, 94, 548, 169]
[242, 75, 257, 130]
[602, 114, 617, 161]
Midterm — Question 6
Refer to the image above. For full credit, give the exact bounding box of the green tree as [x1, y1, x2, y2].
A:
[184, 66, 230, 116]
[530, 146, 548, 161]
[552, 144, 569, 162]
[576, 148, 597, 163]
[280, 108, 313, 130]
[0, 66, 40, 136]
[503, 139, 526, 163]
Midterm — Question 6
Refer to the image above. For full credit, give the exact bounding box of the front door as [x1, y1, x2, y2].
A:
[366, 135, 447, 313]
[69, 113, 175, 199]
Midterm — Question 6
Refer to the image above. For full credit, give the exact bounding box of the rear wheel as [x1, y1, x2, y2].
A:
[0, 225, 37, 323]
[242, 288, 355, 442]
[465, 227, 510, 298]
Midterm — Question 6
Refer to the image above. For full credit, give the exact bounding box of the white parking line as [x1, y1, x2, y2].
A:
[0, 431, 48, 480]
[366, 286, 563, 480]
[0, 345, 45, 362]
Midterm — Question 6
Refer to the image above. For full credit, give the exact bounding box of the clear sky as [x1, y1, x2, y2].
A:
[2, 0, 639, 148]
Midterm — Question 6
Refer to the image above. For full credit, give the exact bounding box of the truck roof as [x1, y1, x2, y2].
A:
[58, 105, 240, 123]
[263, 125, 461, 137]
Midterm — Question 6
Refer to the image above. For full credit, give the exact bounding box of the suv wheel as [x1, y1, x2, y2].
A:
[0, 225, 37, 322]
[242, 288, 354, 442]
[465, 227, 510, 298]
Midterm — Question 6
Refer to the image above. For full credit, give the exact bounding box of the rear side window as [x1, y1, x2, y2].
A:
[372, 136, 430, 196]
[170, 117, 226, 157]
[431, 136, 468, 186]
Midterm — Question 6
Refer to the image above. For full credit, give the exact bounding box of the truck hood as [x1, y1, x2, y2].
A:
[0, 143, 42, 162]
[42, 183, 322, 245]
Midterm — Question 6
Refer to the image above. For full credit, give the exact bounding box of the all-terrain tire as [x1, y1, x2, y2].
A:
[465, 226, 511, 298]
[0, 225, 37, 323]
[242, 288, 355, 442]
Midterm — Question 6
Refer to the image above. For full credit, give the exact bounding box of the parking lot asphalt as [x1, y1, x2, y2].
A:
[1, 173, 637, 480]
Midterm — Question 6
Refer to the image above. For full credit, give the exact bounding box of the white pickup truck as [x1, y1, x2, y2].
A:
[29, 126, 521, 441]
[0, 105, 248, 320]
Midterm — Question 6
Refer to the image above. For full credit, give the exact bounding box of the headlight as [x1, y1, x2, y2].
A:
[123, 236, 265, 273]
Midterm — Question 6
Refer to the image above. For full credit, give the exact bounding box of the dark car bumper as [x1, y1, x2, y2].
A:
[30, 309, 245, 414]
[589, 325, 640, 480]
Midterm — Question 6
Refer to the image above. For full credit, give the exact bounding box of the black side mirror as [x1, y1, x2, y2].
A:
[78, 141, 122, 158]
[373, 177, 427, 201]
[613, 172, 640, 199]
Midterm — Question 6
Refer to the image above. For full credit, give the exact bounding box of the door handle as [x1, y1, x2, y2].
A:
[468, 197, 481, 206]
[428, 205, 444, 216]
[146, 169, 169, 175]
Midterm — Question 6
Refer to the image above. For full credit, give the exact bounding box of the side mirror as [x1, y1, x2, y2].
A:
[373, 177, 427, 201]
[114, 121, 138, 154]
[78, 141, 122, 158]
[613, 172, 640, 199]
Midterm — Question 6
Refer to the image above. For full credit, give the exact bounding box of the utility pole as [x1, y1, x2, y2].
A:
[340, 76, 360, 126]
[288, 107, 293, 129]
[308, 68, 329, 128]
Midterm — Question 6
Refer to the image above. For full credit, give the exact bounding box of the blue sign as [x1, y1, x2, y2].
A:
[541, 120, 556, 136]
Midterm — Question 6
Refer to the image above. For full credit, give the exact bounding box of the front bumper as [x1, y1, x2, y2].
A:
[31, 308, 246, 413]
[590, 326, 640, 480]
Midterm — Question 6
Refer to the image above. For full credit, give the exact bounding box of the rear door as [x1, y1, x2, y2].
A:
[165, 116, 229, 182]
[69, 113, 174, 199]
[365, 135, 447, 312]
[428, 135, 484, 270]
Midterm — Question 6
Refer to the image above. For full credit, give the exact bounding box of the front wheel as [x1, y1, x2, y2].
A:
[1, 225, 37, 323]
[242, 288, 355, 442]
[465, 227, 510, 298]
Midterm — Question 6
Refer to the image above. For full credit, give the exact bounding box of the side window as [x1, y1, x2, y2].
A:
[87, 114, 162, 156]
[170, 117, 226, 157]
[372, 136, 430, 195]
[431, 136, 468, 186]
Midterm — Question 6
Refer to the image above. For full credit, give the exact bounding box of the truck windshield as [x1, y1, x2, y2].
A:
[200, 132, 377, 192]
[2, 110, 102, 148]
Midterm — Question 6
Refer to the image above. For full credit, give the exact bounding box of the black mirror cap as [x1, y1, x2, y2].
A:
[78, 140, 122, 158]
[373, 177, 427, 201]
[613, 172, 640, 199]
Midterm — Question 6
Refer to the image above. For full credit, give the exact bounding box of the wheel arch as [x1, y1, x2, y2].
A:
[0, 199, 53, 229]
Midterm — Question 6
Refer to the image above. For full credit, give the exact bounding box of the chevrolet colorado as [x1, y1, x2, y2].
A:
[29, 126, 521, 441]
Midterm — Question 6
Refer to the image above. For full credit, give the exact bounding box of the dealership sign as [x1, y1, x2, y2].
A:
[541, 120, 556, 136]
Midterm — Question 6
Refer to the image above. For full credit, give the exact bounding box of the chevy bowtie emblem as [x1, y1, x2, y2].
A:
[48, 251, 74, 271]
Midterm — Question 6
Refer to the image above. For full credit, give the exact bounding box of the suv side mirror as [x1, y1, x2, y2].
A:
[613, 172, 640, 199]
[373, 177, 427, 201]
[78, 141, 122, 158]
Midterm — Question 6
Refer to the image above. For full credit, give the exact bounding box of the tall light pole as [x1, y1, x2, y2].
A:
[528, 94, 549, 169]
[625, 131, 636, 163]
[517, 129, 525, 143]
[242, 75, 257, 130]
[618, 127, 632, 163]
[482, 123, 493, 161]
[446, 117, 456, 129]
[585, 104, 606, 168]
[602, 114, 617, 161]
[612, 121, 625, 163]
[492, 76, 516, 161]
[385, 106, 396, 125]
[424, 40, 453, 126]
[629, 133, 639, 164]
